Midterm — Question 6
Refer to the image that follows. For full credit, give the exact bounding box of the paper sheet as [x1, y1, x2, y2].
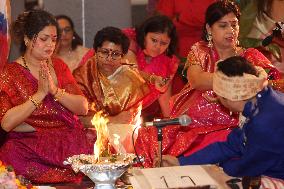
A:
[135, 165, 218, 189]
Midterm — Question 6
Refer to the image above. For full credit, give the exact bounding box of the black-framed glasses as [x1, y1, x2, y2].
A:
[97, 49, 123, 60]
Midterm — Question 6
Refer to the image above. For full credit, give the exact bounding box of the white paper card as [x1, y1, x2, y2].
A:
[140, 165, 218, 188]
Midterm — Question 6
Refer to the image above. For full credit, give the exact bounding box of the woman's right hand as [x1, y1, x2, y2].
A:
[155, 155, 180, 167]
[154, 75, 170, 93]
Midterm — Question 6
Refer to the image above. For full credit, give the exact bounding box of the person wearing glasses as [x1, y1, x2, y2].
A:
[55, 15, 94, 72]
[73, 26, 150, 126]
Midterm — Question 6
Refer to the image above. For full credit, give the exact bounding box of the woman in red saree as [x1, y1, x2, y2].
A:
[0, 10, 96, 183]
[135, 0, 282, 167]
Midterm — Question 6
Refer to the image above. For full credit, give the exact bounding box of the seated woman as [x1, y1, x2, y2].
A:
[55, 15, 94, 72]
[161, 56, 284, 181]
[73, 27, 150, 152]
[135, 0, 282, 167]
[123, 15, 179, 119]
[0, 10, 96, 183]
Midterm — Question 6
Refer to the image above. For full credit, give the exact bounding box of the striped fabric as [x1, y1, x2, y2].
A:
[261, 176, 284, 189]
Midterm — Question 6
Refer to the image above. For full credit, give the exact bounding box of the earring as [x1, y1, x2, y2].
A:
[72, 36, 75, 40]
[206, 33, 213, 48]
[235, 39, 239, 46]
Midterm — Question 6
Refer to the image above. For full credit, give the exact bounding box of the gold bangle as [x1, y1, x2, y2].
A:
[52, 87, 59, 96]
[54, 88, 66, 101]
[149, 74, 155, 85]
[29, 96, 40, 108]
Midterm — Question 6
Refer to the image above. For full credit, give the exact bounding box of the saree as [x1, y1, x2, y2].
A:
[0, 58, 96, 183]
[135, 41, 281, 167]
[73, 56, 150, 116]
[77, 48, 95, 68]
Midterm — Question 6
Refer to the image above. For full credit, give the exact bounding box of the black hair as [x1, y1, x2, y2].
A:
[55, 14, 83, 50]
[136, 15, 177, 57]
[93, 26, 130, 55]
[12, 10, 60, 54]
[217, 56, 258, 77]
[202, 0, 241, 41]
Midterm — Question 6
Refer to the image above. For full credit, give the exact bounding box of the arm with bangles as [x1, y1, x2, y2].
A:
[1, 63, 48, 132]
[186, 50, 213, 91]
[52, 87, 88, 116]
[1, 62, 88, 132]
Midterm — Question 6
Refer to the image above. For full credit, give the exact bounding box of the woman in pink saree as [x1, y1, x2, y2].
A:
[135, 0, 282, 167]
[0, 10, 96, 183]
[123, 15, 179, 120]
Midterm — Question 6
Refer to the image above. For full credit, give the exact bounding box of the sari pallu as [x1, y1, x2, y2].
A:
[0, 58, 96, 183]
[73, 56, 150, 116]
[135, 41, 281, 167]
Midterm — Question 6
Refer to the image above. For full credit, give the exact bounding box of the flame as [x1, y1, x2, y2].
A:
[91, 111, 109, 162]
[133, 103, 142, 134]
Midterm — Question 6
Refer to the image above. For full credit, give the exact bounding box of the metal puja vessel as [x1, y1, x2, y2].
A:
[64, 153, 135, 189]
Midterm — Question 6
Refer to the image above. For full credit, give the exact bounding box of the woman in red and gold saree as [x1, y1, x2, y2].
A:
[134, 1, 282, 167]
[73, 26, 150, 126]
[0, 10, 96, 184]
[0, 57, 96, 183]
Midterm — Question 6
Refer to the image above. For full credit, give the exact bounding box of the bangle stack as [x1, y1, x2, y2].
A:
[54, 88, 66, 101]
[29, 96, 41, 108]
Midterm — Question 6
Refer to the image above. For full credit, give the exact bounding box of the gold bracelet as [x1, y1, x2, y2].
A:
[149, 74, 155, 85]
[52, 87, 59, 96]
[29, 96, 40, 108]
[54, 88, 66, 101]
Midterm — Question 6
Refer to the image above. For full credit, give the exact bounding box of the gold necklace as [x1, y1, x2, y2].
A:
[21, 56, 50, 71]
[21, 56, 30, 71]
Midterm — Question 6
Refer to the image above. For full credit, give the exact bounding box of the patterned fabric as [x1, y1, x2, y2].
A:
[0, 58, 96, 183]
[261, 176, 284, 189]
[73, 56, 150, 116]
[213, 66, 267, 101]
[77, 48, 95, 68]
[134, 41, 282, 167]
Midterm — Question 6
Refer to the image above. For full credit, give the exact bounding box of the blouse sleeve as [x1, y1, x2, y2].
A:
[53, 58, 84, 96]
[184, 47, 202, 70]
